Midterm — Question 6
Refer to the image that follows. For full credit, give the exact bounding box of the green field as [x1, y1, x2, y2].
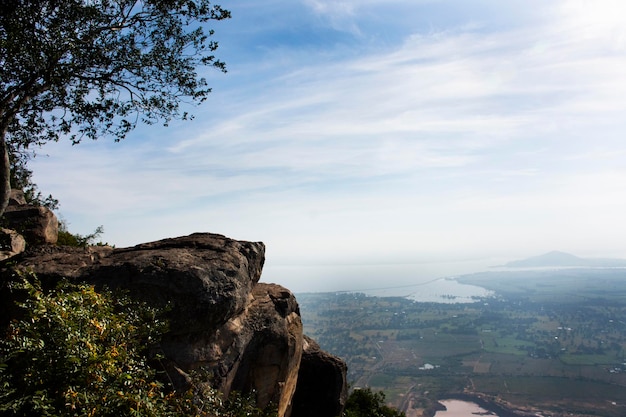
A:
[298, 268, 626, 416]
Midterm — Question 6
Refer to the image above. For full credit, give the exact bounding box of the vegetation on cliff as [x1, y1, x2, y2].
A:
[342, 388, 405, 417]
[0, 272, 274, 417]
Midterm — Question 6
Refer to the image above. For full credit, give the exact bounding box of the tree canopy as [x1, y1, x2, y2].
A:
[0, 0, 230, 216]
[343, 388, 406, 417]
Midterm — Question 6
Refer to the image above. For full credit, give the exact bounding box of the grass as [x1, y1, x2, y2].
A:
[369, 373, 396, 387]
[560, 353, 617, 365]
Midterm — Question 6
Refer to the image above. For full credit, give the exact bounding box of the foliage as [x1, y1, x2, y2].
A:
[1, 0, 230, 145]
[8, 144, 58, 210]
[0, 0, 231, 216]
[177, 381, 277, 417]
[221, 391, 277, 417]
[56, 223, 108, 247]
[342, 388, 405, 417]
[0, 273, 171, 416]
[0, 273, 276, 417]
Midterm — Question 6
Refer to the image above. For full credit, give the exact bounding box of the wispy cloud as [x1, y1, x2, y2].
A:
[29, 0, 626, 290]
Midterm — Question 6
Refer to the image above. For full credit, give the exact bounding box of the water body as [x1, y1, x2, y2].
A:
[434, 400, 499, 416]
[265, 257, 506, 293]
[363, 278, 494, 303]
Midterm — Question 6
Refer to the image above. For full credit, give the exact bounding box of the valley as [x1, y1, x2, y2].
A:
[297, 268, 626, 417]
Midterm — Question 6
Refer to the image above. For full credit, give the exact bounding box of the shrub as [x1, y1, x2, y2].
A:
[0, 273, 275, 417]
[56, 224, 108, 247]
[0, 274, 173, 416]
[343, 387, 405, 417]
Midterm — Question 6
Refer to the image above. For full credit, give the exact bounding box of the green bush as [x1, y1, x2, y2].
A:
[343, 388, 405, 417]
[56, 224, 108, 247]
[0, 274, 173, 416]
[0, 273, 275, 417]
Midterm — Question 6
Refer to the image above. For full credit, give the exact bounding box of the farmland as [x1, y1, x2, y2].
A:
[297, 268, 626, 417]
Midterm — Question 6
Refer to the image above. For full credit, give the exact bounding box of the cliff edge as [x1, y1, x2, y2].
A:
[1, 229, 347, 417]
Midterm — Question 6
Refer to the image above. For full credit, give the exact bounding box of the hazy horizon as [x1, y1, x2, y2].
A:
[266, 255, 506, 293]
[266, 252, 626, 293]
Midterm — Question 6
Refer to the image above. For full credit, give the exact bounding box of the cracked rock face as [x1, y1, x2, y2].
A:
[1, 232, 346, 417]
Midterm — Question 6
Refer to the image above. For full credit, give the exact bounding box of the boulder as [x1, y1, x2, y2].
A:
[8, 233, 264, 334]
[2, 204, 58, 244]
[0, 228, 26, 261]
[229, 284, 303, 417]
[1, 232, 343, 417]
[8, 189, 27, 206]
[291, 335, 348, 417]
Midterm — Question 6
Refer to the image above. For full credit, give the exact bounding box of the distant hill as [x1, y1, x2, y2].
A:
[502, 251, 626, 268]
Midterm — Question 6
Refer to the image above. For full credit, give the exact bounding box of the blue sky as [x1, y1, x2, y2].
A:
[32, 1, 626, 292]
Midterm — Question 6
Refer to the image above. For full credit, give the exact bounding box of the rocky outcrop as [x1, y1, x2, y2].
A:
[291, 335, 348, 417]
[231, 284, 303, 417]
[1, 232, 346, 417]
[8, 189, 27, 206]
[2, 190, 58, 245]
[0, 228, 26, 261]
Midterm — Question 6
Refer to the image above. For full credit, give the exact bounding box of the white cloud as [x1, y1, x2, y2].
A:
[28, 0, 626, 291]
[555, 0, 626, 48]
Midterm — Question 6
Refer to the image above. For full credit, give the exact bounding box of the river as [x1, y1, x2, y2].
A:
[364, 277, 494, 303]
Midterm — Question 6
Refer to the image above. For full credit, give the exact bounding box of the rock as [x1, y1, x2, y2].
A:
[228, 284, 303, 417]
[291, 335, 348, 417]
[0, 228, 26, 261]
[8, 189, 27, 206]
[1, 232, 346, 417]
[151, 281, 303, 417]
[10, 233, 264, 333]
[2, 204, 58, 244]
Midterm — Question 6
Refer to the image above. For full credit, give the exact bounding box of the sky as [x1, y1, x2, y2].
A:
[31, 0, 626, 292]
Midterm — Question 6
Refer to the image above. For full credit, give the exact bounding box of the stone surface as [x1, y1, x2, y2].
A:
[9, 233, 264, 333]
[2, 204, 58, 244]
[291, 335, 348, 417]
[8, 189, 27, 206]
[0, 228, 26, 261]
[228, 284, 303, 417]
[0, 232, 343, 417]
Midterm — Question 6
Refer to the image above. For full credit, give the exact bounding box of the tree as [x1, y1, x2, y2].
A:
[343, 388, 406, 417]
[0, 0, 230, 216]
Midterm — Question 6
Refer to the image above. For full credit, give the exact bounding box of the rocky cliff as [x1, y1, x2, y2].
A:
[0, 200, 347, 417]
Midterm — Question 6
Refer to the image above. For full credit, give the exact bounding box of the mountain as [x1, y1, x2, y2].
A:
[502, 250, 626, 268]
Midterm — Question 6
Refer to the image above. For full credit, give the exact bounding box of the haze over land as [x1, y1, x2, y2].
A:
[30, 1, 626, 293]
[299, 267, 626, 416]
[501, 250, 626, 268]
